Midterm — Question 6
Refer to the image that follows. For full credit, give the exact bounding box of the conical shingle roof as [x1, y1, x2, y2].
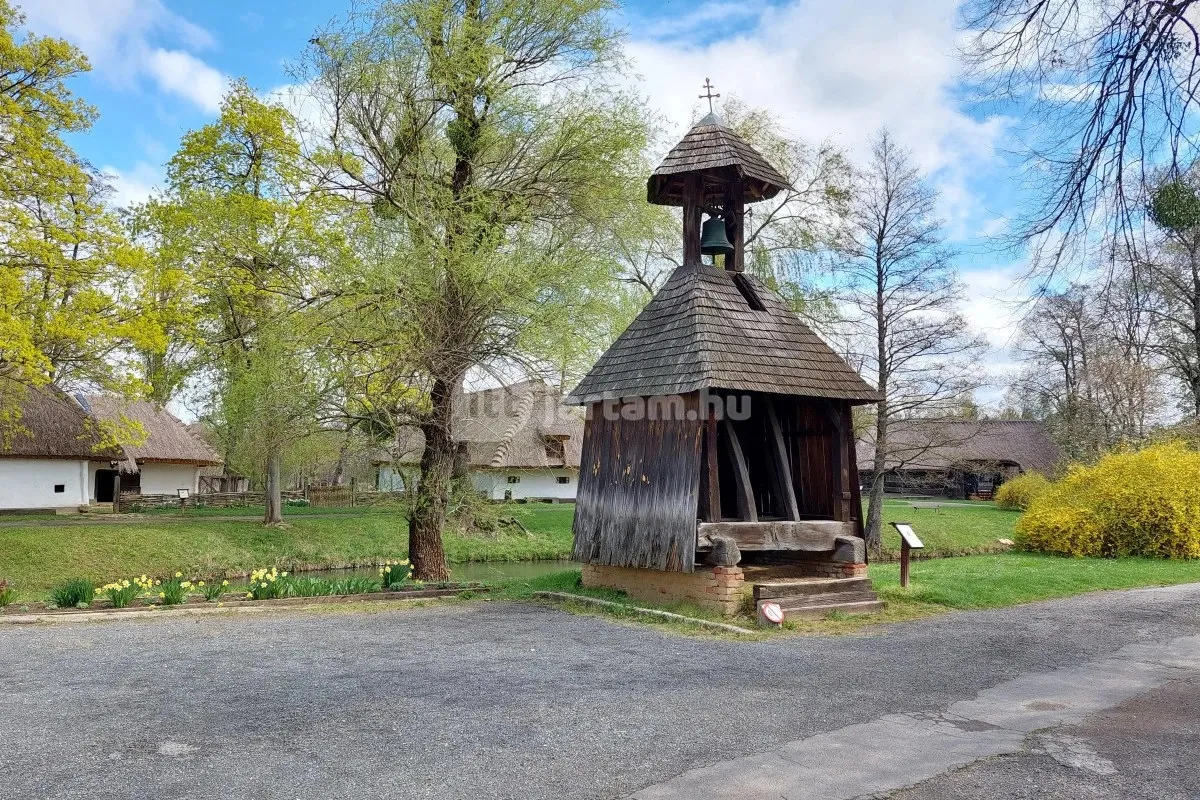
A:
[647, 113, 791, 206]
[567, 263, 880, 405]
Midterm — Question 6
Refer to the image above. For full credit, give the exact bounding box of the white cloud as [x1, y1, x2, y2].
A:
[19, 0, 225, 113]
[627, 0, 1019, 403]
[627, 0, 1002, 169]
[101, 161, 164, 208]
[146, 49, 226, 114]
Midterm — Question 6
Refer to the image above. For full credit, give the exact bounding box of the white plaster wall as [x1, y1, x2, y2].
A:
[139, 463, 200, 495]
[88, 460, 102, 501]
[471, 470, 576, 500]
[376, 466, 577, 500]
[0, 459, 89, 509]
[377, 465, 407, 491]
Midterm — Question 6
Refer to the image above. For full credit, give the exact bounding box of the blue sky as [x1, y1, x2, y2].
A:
[18, 0, 1030, 398]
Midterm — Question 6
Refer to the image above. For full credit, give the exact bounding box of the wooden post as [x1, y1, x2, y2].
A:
[350, 476, 357, 508]
[702, 414, 721, 522]
[900, 537, 911, 588]
[682, 174, 702, 265]
[723, 176, 745, 272]
[112, 474, 120, 514]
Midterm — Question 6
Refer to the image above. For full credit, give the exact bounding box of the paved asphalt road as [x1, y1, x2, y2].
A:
[2, 584, 1199, 799]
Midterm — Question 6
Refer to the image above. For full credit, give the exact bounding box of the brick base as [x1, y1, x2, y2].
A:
[794, 560, 868, 578]
[581, 564, 747, 616]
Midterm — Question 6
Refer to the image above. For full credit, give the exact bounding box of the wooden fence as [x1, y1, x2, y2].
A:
[119, 488, 408, 512]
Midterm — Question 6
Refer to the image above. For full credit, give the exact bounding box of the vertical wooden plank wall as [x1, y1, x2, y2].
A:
[572, 394, 703, 571]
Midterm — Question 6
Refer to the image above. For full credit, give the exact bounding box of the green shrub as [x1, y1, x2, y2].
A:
[50, 579, 95, 608]
[0, 579, 15, 607]
[246, 567, 287, 600]
[329, 576, 380, 595]
[994, 472, 1051, 511]
[198, 580, 228, 602]
[1017, 441, 1200, 558]
[158, 573, 191, 605]
[378, 560, 411, 590]
[283, 576, 336, 597]
[98, 579, 140, 608]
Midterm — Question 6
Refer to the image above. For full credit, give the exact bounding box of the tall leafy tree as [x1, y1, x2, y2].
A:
[135, 82, 353, 523]
[0, 2, 161, 411]
[301, 0, 654, 579]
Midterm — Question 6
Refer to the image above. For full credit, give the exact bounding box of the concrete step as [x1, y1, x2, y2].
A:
[753, 577, 872, 601]
[772, 600, 885, 621]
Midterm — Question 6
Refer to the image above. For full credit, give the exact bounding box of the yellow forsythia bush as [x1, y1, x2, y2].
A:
[1016, 441, 1200, 558]
[994, 471, 1051, 511]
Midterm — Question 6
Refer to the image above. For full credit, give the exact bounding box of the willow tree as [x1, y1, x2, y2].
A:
[0, 1, 161, 411]
[301, 0, 652, 579]
[134, 82, 353, 523]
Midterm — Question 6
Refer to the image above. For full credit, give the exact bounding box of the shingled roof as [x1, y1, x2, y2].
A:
[385, 382, 585, 469]
[83, 395, 222, 473]
[567, 262, 880, 405]
[647, 113, 791, 206]
[856, 419, 1062, 476]
[0, 383, 122, 461]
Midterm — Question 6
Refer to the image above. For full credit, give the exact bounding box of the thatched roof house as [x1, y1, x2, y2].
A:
[856, 419, 1062, 498]
[82, 395, 221, 497]
[376, 381, 584, 500]
[0, 382, 121, 510]
[0, 383, 120, 461]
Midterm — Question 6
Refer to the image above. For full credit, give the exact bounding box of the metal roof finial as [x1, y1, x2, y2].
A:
[699, 78, 720, 114]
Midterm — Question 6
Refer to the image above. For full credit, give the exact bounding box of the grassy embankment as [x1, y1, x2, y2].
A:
[6, 500, 1200, 618]
[0, 505, 574, 600]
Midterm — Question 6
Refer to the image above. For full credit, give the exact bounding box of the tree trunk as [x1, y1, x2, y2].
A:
[408, 376, 456, 581]
[864, 409, 888, 554]
[264, 447, 283, 524]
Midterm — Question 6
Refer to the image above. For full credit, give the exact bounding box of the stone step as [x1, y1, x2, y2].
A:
[773, 600, 885, 621]
[753, 577, 872, 601]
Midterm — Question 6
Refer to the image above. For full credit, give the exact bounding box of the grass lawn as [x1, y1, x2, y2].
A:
[871, 552, 1200, 610]
[877, 500, 1019, 558]
[489, 552, 1200, 636]
[0, 504, 574, 600]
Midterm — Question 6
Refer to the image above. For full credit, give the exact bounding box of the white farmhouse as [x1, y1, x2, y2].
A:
[82, 395, 222, 500]
[0, 383, 123, 511]
[376, 381, 584, 501]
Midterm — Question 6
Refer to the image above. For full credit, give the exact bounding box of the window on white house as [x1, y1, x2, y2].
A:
[544, 438, 566, 461]
[54, 484, 65, 493]
[507, 476, 520, 484]
[556, 476, 570, 484]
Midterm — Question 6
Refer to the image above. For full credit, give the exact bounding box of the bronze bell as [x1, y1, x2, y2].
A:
[699, 216, 735, 257]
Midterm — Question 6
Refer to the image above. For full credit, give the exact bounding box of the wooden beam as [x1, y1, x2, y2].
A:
[722, 419, 757, 521]
[697, 520, 854, 551]
[703, 417, 721, 522]
[765, 398, 800, 521]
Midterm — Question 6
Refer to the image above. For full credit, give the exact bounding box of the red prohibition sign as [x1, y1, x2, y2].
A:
[760, 602, 784, 624]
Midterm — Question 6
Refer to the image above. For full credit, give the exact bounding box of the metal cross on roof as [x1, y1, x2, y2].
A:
[699, 78, 720, 113]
